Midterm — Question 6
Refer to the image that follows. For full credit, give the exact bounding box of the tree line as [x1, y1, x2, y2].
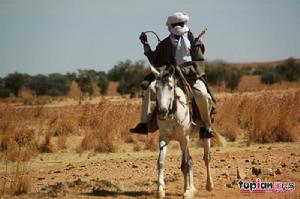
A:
[254, 58, 300, 84]
[0, 60, 149, 98]
[0, 58, 299, 98]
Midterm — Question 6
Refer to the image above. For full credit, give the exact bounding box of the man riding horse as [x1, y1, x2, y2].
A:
[130, 12, 217, 139]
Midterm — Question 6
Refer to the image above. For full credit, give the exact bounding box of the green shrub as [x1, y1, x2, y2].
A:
[205, 62, 226, 86]
[275, 58, 300, 81]
[47, 73, 70, 96]
[206, 61, 242, 90]
[47, 88, 64, 96]
[255, 58, 300, 85]
[0, 87, 10, 98]
[226, 68, 242, 90]
[261, 67, 281, 84]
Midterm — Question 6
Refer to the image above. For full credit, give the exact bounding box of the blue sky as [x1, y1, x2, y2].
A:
[0, 0, 300, 77]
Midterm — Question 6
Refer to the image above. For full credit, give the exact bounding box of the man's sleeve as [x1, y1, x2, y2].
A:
[144, 44, 160, 68]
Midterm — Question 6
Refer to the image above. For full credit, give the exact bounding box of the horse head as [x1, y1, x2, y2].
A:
[150, 65, 176, 120]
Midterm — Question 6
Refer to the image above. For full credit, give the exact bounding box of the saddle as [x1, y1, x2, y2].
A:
[147, 94, 215, 133]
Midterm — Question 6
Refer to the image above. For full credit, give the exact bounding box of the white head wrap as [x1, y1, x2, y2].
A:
[166, 12, 189, 26]
[166, 12, 192, 66]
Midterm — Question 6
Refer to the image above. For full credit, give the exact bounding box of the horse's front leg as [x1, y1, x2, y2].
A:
[180, 136, 196, 199]
[157, 137, 168, 198]
[203, 138, 214, 191]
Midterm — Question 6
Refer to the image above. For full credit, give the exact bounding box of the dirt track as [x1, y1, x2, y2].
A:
[2, 140, 298, 199]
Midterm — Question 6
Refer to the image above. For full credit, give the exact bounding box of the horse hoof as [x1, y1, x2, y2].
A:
[158, 186, 165, 198]
[157, 191, 165, 199]
[183, 190, 194, 199]
[206, 183, 214, 192]
[190, 186, 197, 194]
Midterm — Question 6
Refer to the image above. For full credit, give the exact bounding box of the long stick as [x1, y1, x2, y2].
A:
[175, 66, 193, 102]
[195, 28, 208, 42]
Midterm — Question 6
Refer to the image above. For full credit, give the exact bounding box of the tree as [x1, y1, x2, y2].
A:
[28, 74, 48, 95]
[108, 60, 149, 96]
[97, 71, 109, 94]
[47, 73, 70, 96]
[0, 78, 10, 98]
[107, 60, 131, 81]
[66, 72, 77, 81]
[75, 70, 93, 95]
[4, 73, 30, 96]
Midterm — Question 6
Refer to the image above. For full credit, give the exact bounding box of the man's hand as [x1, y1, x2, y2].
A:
[139, 32, 148, 45]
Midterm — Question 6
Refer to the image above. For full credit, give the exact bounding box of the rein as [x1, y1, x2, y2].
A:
[162, 75, 190, 125]
[175, 66, 193, 105]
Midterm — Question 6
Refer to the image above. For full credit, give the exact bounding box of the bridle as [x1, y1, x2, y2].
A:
[156, 73, 189, 123]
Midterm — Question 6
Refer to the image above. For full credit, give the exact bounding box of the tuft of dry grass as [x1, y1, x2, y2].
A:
[214, 88, 300, 144]
[68, 81, 82, 99]
[80, 128, 121, 153]
[0, 123, 33, 196]
[249, 89, 300, 143]
[133, 142, 143, 152]
[79, 101, 140, 153]
[56, 135, 67, 150]
[8, 162, 32, 195]
[145, 134, 159, 151]
[0, 122, 38, 162]
[38, 118, 56, 153]
[94, 128, 121, 153]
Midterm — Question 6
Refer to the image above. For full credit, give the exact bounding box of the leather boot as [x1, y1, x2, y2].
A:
[130, 123, 148, 134]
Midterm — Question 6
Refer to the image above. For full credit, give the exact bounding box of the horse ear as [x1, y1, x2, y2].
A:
[169, 65, 175, 75]
[150, 65, 160, 77]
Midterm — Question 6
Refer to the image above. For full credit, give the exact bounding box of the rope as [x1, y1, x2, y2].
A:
[144, 30, 161, 43]
[175, 66, 193, 104]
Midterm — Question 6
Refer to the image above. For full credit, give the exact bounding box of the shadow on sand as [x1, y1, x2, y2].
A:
[83, 189, 155, 197]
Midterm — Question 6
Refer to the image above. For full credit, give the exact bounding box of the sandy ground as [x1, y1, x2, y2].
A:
[1, 138, 299, 199]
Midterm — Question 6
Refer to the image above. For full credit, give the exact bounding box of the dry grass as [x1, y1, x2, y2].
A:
[249, 90, 300, 143]
[0, 121, 34, 196]
[91, 82, 100, 97]
[145, 134, 159, 151]
[79, 101, 140, 153]
[68, 81, 81, 99]
[8, 162, 32, 195]
[0, 159, 32, 196]
[0, 121, 38, 162]
[106, 81, 119, 96]
[0, 87, 299, 159]
[56, 135, 67, 150]
[214, 88, 300, 143]
[133, 142, 143, 152]
[237, 75, 300, 92]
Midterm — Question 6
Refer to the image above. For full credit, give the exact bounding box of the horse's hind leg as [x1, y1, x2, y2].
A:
[180, 136, 196, 199]
[203, 138, 214, 191]
[157, 137, 168, 198]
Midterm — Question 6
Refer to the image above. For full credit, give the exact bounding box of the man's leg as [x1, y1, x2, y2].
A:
[130, 81, 156, 134]
[192, 79, 214, 138]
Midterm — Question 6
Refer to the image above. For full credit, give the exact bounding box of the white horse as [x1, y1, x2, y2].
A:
[149, 65, 215, 199]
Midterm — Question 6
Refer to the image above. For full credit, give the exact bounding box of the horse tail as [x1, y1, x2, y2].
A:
[211, 131, 226, 147]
